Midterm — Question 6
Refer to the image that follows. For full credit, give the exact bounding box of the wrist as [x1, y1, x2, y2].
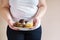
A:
[32, 16, 39, 19]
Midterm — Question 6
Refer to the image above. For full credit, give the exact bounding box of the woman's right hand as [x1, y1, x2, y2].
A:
[7, 20, 20, 30]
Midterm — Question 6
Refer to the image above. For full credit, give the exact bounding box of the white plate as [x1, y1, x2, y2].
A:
[15, 26, 36, 31]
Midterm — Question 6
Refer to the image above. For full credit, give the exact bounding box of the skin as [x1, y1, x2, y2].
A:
[0, 0, 47, 30]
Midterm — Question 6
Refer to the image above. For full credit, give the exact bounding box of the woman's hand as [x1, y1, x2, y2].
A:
[7, 20, 20, 30]
[33, 17, 39, 27]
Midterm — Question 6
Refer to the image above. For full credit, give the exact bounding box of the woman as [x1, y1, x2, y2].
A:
[0, 0, 47, 40]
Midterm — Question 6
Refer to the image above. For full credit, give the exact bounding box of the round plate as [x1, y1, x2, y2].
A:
[15, 26, 36, 31]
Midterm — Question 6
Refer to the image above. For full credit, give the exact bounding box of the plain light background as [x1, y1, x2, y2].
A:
[0, 0, 60, 40]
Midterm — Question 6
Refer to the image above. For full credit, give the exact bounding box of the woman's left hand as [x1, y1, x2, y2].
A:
[33, 17, 39, 27]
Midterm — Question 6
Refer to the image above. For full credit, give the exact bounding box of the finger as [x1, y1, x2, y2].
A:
[33, 18, 37, 26]
[8, 23, 20, 30]
[12, 27, 20, 30]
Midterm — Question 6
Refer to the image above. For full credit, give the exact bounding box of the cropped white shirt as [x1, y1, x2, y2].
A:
[9, 0, 41, 30]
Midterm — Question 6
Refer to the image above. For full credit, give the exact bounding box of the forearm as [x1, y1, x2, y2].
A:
[0, 7, 13, 22]
[33, 5, 47, 19]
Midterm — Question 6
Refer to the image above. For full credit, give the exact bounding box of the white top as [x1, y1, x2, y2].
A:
[9, 0, 41, 31]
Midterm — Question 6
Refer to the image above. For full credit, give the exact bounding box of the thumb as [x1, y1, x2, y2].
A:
[33, 18, 37, 26]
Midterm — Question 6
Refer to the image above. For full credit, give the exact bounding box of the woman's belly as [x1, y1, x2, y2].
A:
[10, 6, 38, 21]
[9, 0, 39, 21]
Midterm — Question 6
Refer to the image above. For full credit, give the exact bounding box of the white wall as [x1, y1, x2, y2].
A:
[41, 0, 60, 40]
[0, 0, 60, 40]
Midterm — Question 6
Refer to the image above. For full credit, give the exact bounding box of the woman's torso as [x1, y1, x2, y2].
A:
[9, 0, 41, 31]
